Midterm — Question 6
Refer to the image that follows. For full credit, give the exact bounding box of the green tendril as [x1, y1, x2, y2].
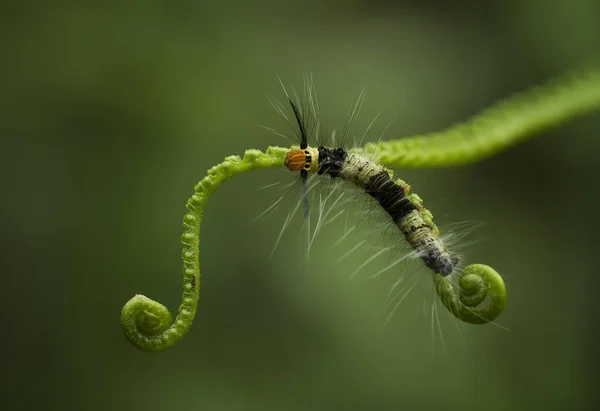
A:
[354, 65, 600, 168]
[121, 147, 287, 352]
[434, 264, 506, 325]
[121, 65, 600, 351]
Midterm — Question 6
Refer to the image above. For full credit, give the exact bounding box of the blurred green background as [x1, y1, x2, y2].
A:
[2, 1, 600, 410]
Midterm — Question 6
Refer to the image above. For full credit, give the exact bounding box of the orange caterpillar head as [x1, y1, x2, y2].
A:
[285, 149, 310, 172]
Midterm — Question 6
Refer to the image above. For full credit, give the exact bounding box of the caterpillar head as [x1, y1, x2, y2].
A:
[284, 148, 319, 173]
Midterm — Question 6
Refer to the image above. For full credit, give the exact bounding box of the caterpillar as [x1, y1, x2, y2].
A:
[286, 145, 460, 276]
[279, 83, 460, 277]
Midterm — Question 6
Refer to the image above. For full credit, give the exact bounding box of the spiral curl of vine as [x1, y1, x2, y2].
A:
[433, 264, 506, 325]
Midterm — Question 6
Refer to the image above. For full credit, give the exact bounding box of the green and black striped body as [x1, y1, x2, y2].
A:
[315, 146, 456, 276]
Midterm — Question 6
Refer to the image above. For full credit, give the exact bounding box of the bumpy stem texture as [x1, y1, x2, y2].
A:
[354, 65, 600, 168]
[433, 264, 506, 324]
[121, 147, 288, 352]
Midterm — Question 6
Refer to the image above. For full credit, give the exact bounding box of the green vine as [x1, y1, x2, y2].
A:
[122, 66, 600, 352]
[355, 65, 600, 167]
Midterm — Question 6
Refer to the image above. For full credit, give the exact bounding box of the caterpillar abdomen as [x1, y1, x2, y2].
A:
[397, 210, 455, 276]
[287, 146, 459, 276]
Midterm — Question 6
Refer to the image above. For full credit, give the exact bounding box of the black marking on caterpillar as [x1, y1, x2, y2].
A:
[317, 146, 346, 178]
[363, 169, 416, 222]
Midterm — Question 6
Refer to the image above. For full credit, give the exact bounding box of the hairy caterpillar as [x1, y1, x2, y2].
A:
[286, 145, 460, 276]
[277, 78, 460, 277]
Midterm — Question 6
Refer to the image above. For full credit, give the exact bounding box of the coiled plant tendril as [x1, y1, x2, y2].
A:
[121, 148, 288, 352]
[122, 65, 600, 352]
[433, 264, 506, 325]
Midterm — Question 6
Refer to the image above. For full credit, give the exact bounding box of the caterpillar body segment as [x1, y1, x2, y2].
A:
[285, 147, 459, 276]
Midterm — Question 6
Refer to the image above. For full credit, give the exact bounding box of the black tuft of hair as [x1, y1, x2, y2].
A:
[289, 99, 308, 149]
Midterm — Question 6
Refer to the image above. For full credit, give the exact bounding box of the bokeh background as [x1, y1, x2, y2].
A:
[2, 1, 600, 410]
